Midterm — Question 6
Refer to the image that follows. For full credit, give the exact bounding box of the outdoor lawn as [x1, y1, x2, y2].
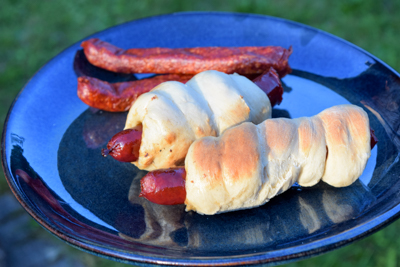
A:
[1, 1, 399, 266]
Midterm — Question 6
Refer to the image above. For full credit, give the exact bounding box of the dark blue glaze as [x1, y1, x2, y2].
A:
[2, 12, 400, 266]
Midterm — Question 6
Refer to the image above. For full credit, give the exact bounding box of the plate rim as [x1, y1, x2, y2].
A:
[2, 11, 400, 266]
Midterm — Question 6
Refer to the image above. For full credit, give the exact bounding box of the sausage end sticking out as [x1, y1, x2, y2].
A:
[139, 168, 186, 205]
[370, 128, 378, 149]
[101, 125, 142, 162]
[252, 67, 283, 107]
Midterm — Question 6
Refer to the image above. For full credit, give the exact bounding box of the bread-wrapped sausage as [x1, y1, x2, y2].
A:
[140, 104, 373, 214]
[184, 104, 371, 214]
[124, 70, 272, 171]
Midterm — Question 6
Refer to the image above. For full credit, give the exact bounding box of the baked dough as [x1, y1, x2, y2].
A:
[184, 104, 371, 215]
[125, 70, 271, 171]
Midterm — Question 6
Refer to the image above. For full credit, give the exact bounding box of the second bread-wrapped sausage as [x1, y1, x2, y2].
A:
[184, 104, 371, 214]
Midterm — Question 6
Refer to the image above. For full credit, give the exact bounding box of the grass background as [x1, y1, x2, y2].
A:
[1, 0, 399, 266]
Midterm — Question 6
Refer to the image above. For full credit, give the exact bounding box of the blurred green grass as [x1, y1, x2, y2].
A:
[0, 0, 399, 266]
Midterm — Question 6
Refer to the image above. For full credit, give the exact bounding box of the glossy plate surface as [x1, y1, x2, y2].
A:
[2, 12, 400, 266]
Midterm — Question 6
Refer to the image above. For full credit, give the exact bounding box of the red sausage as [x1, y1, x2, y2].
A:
[139, 129, 379, 205]
[139, 168, 186, 205]
[103, 69, 284, 162]
[253, 67, 283, 107]
[77, 74, 193, 112]
[81, 38, 292, 77]
[101, 125, 142, 162]
[370, 128, 378, 149]
[78, 67, 283, 112]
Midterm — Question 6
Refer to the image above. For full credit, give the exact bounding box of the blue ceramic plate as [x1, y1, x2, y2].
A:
[2, 12, 400, 266]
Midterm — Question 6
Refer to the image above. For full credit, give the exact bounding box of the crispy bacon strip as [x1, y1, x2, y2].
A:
[77, 74, 192, 112]
[81, 38, 292, 77]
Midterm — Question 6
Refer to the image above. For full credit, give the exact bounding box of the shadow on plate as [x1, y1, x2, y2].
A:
[55, 107, 379, 254]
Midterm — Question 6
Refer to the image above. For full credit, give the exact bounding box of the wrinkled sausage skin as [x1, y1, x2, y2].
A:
[81, 38, 292, 77]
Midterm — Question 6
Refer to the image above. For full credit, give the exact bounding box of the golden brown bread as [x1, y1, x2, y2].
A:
[124, 70, 271, 171]
[319, 106, 371, 187]
[184, 104, 371, 215]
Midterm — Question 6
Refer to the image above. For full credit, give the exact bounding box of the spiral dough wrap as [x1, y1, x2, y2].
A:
[125, 70, 271, 171]
[184, 104, 371, 215]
